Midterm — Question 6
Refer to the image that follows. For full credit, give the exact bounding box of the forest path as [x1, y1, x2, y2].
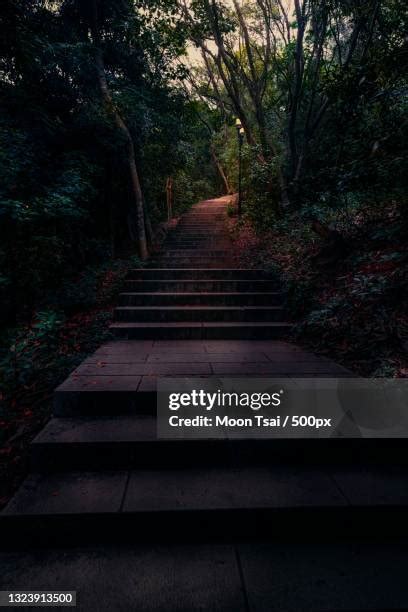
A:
[1, 197, 407, 610]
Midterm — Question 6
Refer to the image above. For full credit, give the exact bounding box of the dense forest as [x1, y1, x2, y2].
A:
[0, 0, 407, 499]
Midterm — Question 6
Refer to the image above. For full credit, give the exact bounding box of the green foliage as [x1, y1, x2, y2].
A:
[0, 0, 217, 327]
[1, 311, 65, 394]
[230, 193, 408, 377]
[0, 255, 136, 414]
[226, 202, 235, 217]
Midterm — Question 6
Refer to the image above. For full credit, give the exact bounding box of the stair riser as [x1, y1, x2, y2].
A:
[174, 230, 226, 233]
[53, 390, 155, 417]
[114, 308, 285, 323]
[163, 248, 230, 252]
[167, 239, 228, 243]
[1, 508, 406, 547]
[170, 228, 227, 232]
[164, 238, 228, 250]
[111, 325, 290, 340]
[166, 236, 228, 240]
[148, 263, 234, 269]
[163, 242, 231, 254]
[124, 281, 279, 292]
[174, 227, 226, 231]
[161, 251, 229, 257]
[118, 294, 283, 306]
[174, 223, 229, 232]
[128, 269, 272, 280]
[173, 220, 226, 224]
[179, 219, 226, 222]
[178, 214, 226, 219]
[178, 216, 226, 220]
[169, 228, 226, 230]
[31, 439, 408, 472]
[168, 235, 228, 240]
[149, 260, 233, 268]
[166, 235, 229, 239]
[166, 242, 228, 245]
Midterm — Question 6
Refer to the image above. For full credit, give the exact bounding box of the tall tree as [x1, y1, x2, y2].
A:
[179, 0, 403, 207]
[88, 0, 148, 259]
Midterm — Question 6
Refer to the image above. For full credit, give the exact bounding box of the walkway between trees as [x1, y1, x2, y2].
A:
[1, 197, 408, 610]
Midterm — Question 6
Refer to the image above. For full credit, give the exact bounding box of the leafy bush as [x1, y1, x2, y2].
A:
[230, 197, 408, 377]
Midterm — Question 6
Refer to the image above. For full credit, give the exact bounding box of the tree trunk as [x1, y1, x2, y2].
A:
[210, 144, 231, 194]
[143, 199, 154, 247]
[89, 1, 148, 260]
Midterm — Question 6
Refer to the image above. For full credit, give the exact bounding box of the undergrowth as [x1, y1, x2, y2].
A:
[0, 255, 141, 507]
[229, 196, 408, 377]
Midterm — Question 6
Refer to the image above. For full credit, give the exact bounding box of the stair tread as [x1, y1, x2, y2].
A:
[110, 321, 292, 328]
[119, 292, 282, 296]
[125, 280, 278, 284]
[127, 278, 276, 281]
[0, 466, 343, 516]
[32, 416, 385, 447]
[115, 306, 284, 311]
[31, 416, 405, 470]
[134, 268, 269, 273]
[4, 465, 408, 518]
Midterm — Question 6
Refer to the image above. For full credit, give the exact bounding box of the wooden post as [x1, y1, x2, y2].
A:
[166, 177, 173, 222]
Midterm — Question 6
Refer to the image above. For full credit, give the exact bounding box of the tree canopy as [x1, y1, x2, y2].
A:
[0, 0, 407, 327]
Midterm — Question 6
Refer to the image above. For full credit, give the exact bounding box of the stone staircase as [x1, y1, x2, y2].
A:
[111, 197, 291, 339]
[1, 197, 407, 610]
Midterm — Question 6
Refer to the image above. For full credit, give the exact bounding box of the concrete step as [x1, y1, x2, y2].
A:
[174, 228, 226, 233]
[174, 227, 226, 231]
[166, 239, 229, 243]
[168, 228, 230, 233]
[180, 222, 227, 225]
[170, 228, 228, 233]
[169, 225, 227, 229]
[165, 243, 230, 247]
[163, 245, 231, 251]
[179, 214, 226, 218]
[124, 280, 280, 292]
[160, 250, 229, 257]
[1, 542, 407, 612]
[165, 237, 228, 240]
[165, 235, 229, 240]
[172, 228, 227, 232]
[118, 292, 284, 307]
[31, 416, 408, 472]
[114, 306, 286, 323]
[128, 268, 273, 280]
[52, 339, 349, 416]
[175, 214, 227, 218]
[168, 236, 229, 241]
[53, 380, 155, 417]
[3, 466, 408, 546]
[0, 544, 248, 610]
[110, 321, 292, 340]
[165, 236, 229, 241]
[149, 259, 234, 268]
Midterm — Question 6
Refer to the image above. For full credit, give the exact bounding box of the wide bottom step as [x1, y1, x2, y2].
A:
[1, 540, 407, 612]
[3, 465, 408, 545]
